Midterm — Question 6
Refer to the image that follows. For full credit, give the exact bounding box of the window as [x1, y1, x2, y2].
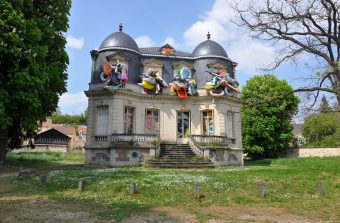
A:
[202, 110, 214, 135]
[145, 109, 159, 134]
[96, 106, 109, 135]
[226, 111, 235, 138]
[124, 107, 135, 134]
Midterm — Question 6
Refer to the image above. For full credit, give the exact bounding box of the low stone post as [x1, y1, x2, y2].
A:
[257, 183, 265, 198]
[316, 181, 324, 196]
[78, 178, 86, 192]
[40, 175, 47, 187]
[130, 182, 137, 194]
[195, 183, 201, 199]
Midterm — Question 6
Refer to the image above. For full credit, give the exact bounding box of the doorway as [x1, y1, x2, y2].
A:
[177, 111, 190, 144]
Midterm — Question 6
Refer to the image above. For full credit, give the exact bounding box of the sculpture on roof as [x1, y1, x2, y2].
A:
[170, 67, 197, 99]
[159, 44, 175, 56]
[100, 60, 128, 90]
[138, 69, 168, 94]
[204, 71, 240, 96]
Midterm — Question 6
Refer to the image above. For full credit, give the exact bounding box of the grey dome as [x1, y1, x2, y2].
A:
[99, 31, 139, 52]
[192, 40, 228, 58]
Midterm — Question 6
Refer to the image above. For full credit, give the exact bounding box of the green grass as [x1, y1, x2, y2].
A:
[6, 151, 84, 169]
[8, 155, 340, 222]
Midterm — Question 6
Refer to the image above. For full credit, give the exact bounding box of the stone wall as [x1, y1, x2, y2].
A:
[285, 148, 340, 157]
[13, 144, 69, 153]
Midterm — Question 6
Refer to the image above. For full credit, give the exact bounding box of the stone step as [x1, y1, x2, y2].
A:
[147, 162, 214, 168]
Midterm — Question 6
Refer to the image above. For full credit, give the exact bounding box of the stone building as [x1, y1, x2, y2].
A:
[85, 24, 243, 167]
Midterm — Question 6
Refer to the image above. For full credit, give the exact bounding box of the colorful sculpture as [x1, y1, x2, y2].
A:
[204, 71, 240, 96]
[170, 67, 197, 99]
[138, 69, 168, 94]
[100, 60, 128, 90]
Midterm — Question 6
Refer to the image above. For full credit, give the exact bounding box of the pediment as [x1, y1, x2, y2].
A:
[143, 58, 163, 68]
[207, 60, 228, 70]
[106, 52, 130, 63]
[171, 60, 193, 70]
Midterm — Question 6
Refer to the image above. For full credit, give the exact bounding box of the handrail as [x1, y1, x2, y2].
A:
[188, 135, 205, 156]
[190, 135, 229, 147]
[111, 133, 160, 148]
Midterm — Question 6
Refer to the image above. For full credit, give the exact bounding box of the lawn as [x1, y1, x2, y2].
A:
[0, 152, 339, 222]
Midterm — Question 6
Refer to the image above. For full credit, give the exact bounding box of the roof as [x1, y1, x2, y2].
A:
[139, 47, 191, 57]
[53, 126, 75, 136]
[99, 31, 139, 52]
[42, 118, 52, 128]
[192, 40, 229, 58]
[36, 128, 71, 139]
[78, 126, 87, 135]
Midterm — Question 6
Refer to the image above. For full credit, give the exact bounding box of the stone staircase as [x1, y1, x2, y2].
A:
[147, 144, 214, 168]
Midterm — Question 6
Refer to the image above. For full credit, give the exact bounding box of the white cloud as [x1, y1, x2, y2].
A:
[162, 36, 177, 48]
[58, 92, 87, 114]
[183, 0, 277, 74]
[66, 35, 85, 49]
[228, 37, 276, 74]
[135, 35, 156, 48]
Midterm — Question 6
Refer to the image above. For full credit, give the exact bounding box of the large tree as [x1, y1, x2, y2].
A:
[241, 75, 300, 159]
[229, 0, 340, 106]
[0, 0, 71, 166]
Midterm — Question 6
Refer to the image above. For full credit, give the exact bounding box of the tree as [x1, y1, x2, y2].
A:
[302, 112, 340, 147]
[241, 75, 300, 159]
[229, 0, 340, 106]
[0, 0, 71, 167]
[319, 95, 332, 113]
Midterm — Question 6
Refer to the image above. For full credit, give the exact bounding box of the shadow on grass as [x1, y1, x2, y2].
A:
[244, 159, 272, 166]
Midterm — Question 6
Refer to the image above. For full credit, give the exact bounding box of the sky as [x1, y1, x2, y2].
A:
[60, 0, 312, 115]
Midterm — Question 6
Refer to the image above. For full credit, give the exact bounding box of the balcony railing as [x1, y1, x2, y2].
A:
[111, 133, 160, 147]
[189, 135, 236, 148]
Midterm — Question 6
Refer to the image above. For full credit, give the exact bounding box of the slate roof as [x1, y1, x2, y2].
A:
[192, 40, 229, 58]
[139, 47, 192, 57]
[99, 31, 139, 52]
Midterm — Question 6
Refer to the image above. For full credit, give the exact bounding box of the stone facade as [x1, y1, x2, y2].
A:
[84, 26, 243, 167]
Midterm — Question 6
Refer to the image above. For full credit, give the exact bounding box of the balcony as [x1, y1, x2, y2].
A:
[111, 133, 160, 148]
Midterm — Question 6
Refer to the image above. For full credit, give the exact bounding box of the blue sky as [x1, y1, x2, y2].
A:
[60, 0, 312, 115]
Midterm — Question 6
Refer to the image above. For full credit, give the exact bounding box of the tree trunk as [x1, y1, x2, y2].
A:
[0, 135, 8, 168]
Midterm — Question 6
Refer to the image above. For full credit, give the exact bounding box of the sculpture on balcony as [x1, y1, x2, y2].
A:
[100, 60, 128, 90]
[170, 67, 197, 99]
[204, 71, 240, 96]
[138, 69, 168, 94]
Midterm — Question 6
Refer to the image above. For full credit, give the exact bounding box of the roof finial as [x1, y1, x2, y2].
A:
[207, 32, 211, 40]
[119, 23, 123, 32]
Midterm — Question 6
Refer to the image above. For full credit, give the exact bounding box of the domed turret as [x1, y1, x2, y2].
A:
[99, 23, 139, 52]
[192, 32, 228, 58]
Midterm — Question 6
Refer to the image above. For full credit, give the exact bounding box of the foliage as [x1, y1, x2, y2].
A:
[319, 95, 331, 113]
[302, 112, 340, 147]
[8, 154, 340, 222]
[0, 1, 71, 154]
[241, 75, 300, 159]
[50, 112, 87, 126]
[229, 0, 340, 105]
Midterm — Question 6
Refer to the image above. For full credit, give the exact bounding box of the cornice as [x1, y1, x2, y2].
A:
[84, 88, 241, 104]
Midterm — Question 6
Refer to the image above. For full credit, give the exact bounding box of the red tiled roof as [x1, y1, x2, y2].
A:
[53, 126, 75, 136]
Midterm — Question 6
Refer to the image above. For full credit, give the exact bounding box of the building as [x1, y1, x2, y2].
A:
[34, 128, 71, 152]
[85, 24, 243, 167]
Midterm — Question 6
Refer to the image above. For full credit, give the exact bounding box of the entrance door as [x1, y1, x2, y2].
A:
[177, 111, 190, 144]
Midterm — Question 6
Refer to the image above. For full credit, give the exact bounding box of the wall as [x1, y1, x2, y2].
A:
[285, 148, 340, 157]
[13, 144, 69, 153]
